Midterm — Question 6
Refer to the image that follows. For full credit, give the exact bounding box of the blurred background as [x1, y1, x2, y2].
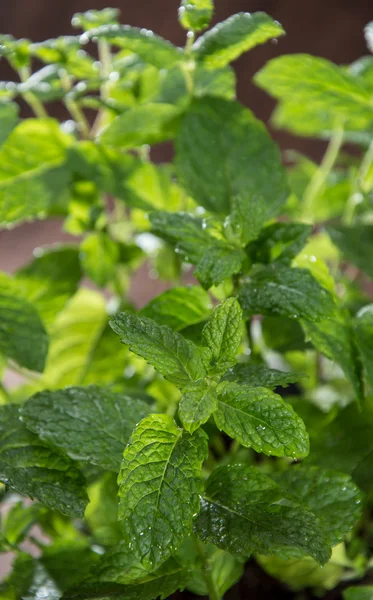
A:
[0, 0, 372, 282]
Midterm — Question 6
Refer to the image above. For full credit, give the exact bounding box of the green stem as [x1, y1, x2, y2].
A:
[302, 126, 344, 221]
[18, 67, 48, 119]
[65, 97, 91, 139]
[91, 39, 112, 137]
[358, 138, 373, 190]
[195, 539, 221, 600]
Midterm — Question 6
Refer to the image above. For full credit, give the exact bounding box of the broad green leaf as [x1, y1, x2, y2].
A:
[175, 97, 289, 244]
[193, 243, 245, 289]
[0, 272, 48, 372]
[195, 465, 331, 565]
[87, 25, 183, 69]
[0, 119, 72, 226]
[16, 246, 81, 328]
[302, 315, 364, 404]
[193, 12, 284, 69]
[0, 405, 88, 517]
[80, 232, 119, 287]
[246, 222, 312, 266]
[140, 286, 211, 331]
[72, 8, 120, 30]
[62, 556, 188, 600]
[214, 382, 309, 458]
[117, 414, 208, 567]
[202, 298, 243, 373]
[354, 305, 373, 389]
[239, 266, 335, 321]
[21, 386, 151, 472]
[344, 587, 373, 600]
[179, 0, 213, 32]
[100, 103, 180, 148]
[110, 311, 210, 387]
[327, 224, 373, 280]
[0, 101, 18, 146]
[255, 55, 373, 127]
[179, 381, 217, 432]
[222, 363, 303, 389]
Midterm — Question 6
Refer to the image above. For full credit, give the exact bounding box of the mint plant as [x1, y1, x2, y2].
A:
[0, 3, 372, 599]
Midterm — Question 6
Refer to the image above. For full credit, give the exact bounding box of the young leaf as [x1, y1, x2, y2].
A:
[80, 232, 119, 287]
[175, 97, 289, 244]
[72, 8, 120, 31]
[246, 222, 313, 266]
[194, 465, 331, 565]
[353, 305, 373, 389]
[87, 25, 182, 69]
[179, 0, 213, 32]
[202, 297, 243, 374]
[140, 286, 211, 331]
[327, 224, 373, 280]
[192, 12, 285, 69]
[0, 272, 48, 372]
[194, 244, 245, 289]
[110, 311, 210, 387]
[274, 465, 363, 546]
[214, 382, 309, 458]
[179, 381, 218, 432]
[21, 386, 151, 472]
[239, 266, 335, 321]
[117, 414, 208, 568]
[222, 363, 303, 389]
[0, 119, 72, 226]
[0, 405, 88, 517]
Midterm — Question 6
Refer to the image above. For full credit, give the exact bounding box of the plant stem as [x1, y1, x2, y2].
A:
[302, 126, 344, 220]
[65, 97, 91, 139]
[91, 39, 112, 137]
[343, 138, 373, 224]
[195, 539, 221, 600]
[18, 67, 48, 119]
[358, 138, 373, 190]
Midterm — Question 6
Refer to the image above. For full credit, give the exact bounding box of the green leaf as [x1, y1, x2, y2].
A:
[0, 553, 61, 600]
[344, 586, 373, 600]
[239, 266, 335, 321]
[80, 232, 119, 287]
[195, 465, 331, 565]
[41, 541, 100, 592]
[327, 224, 373, 280]
[0, 405, 88, 517]
[110, 311, 210, 387]
[179, 381, 218, 433]
[302, 315, 364, 404]
[0, 118, 72, 226]
[117, 414, 208, 568]
[175, 97, 289, 244]
[62, 556, 188, 600]
[246, 222, 312, 266]
[222, 363, 303, 389]
[100, 103, 181, 148]
[140, 286, 211, 331]
[354, 305, 373, 389]
[194, 244, 245, 289]
[214, 382, 309, 458]
[21, 386, 151, 472]
[3, 501, 43, 546]
[193, 12, 284, 69]
[0, 101, 19, 146]
[150, 211, 212, 264]
[72, 8, 120, 30]
[0, 272, 48, 372]
[15, 246, 81, 328]
[88, 25, 182, 69]
[275, 465, 363, 546]
[202, 298, 243, 373]
[179, 0, 213, 32]
[255, 54, 373, 127]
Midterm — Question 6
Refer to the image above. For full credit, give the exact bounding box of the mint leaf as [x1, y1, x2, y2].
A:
[1, 553, 61, 600]
[239, 266, 335, 321]
[179, 381, 218, 432]
[0, 118, 72, 226]
[327, 224, 373, 280]
[21, 386, 151, 472]
[117, 414, 208, 568]
[195, 465, 331, 565]
[246, 222, 312, 266]
[87, 25, 182, 69]
[214, 382, 309, 458]
[202, 298, 243, 374]
[343, 587, 373, 600]
[179, 0, 213, 32]
[193, 12, 284, 69]
[0, 405, 88, 517]
[222, 363, 303, 389]
[275, 465, 363, 546]
[80, 232, 119, 287]
[72, 8, 120, 31]
[175, 97, 289, 243]
[110, 311, 210, 387]
[354, 305, 373, 389]
[194, 244, 245, 289]
[140, 286, 211, 331]
[0, 101, 18, 146]
[100, 104, 181, 148]
[0, 272, 48, 372]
